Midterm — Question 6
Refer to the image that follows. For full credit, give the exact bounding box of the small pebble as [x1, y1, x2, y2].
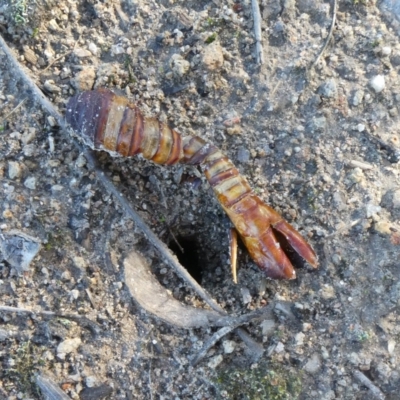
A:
[207, 354, 223, 369]
[69, 289, 79, 300]
[222, 340, 236, 354]
[201, 41, 224, 71]
[57, 337, 82, 358]
[388, 339, 396, 354]
[370, 75, 385, 93]
[381, 46, 392, 56]
[318, 79, 337, 98]
[260, 319, 276, 336]
[85, 376, 97, 388]
[304, 353, 321, 374]
[366, 203, 381, 218]
[275, 342, 285, 353]
[24, 176, 36, 190]
[169, 54, 190, 77]
[352, 89, 364, 106]
[88, 42, 98, 55]
[357, 123, 365, 132]
[8, 161, 22, 180]
[295, 332, 305, 346]
[236, 147, 250, 163]
[74, 48, 93, 58]
[240, 287, 252, 304]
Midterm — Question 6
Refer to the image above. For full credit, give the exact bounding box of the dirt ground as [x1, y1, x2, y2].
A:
[1, 0, 400, 399]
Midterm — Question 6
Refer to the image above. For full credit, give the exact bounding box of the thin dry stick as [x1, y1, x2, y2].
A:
[353, 370, 385, 400]
[251, 0, 264, 65]
[192, 326, 234, 366]
[0, 305, 100, 335]
[309, 0, 338, 71]
[1, 98, 27, 123]
[192, 304, 274, 365]
[40, 36, 80, 74]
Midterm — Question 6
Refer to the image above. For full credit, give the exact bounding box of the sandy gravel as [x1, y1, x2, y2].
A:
[1, 0, 400, 399]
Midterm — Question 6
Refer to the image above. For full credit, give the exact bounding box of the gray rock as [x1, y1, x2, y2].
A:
[304, 353, 322, 374]
[24, 176, 36, 189]
[8, 161, 22, 179]
[0, 231, 41, 273]
[201, 42, 224, 71]
[351, 89, 364, 106]
[236, 147, 250, 163]
[318, 79, 337, 98]
[71, 68, 96, 91]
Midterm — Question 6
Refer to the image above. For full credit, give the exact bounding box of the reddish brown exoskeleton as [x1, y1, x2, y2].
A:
[66, 89, 318, 280]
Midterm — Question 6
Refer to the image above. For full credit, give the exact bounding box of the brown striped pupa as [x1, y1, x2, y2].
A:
[66, 88, 318, 280]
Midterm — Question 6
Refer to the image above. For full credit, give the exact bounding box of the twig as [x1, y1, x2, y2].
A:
[0, 305, 100, 335]
[191, 326, 234, 366]
[192, 304, 273, 365]
[40, 36, 80, 74]
[1, 98, 27, 123]
[353, 370, 386, 400]
[251, 0, 264, 65]
[309, 0, 338, 71]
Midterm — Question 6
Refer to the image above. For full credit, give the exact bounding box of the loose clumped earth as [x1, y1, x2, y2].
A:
[1, 0, 400, 399]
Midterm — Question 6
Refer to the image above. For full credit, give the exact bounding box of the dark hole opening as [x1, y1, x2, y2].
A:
[169, 235, 203, 284]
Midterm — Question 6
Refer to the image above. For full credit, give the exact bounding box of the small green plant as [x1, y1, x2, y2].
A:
[205, 32, 218, 44]
[214, 361, 302, 400]
[32, 27, 39, 38]
[357, 331, 370, 342]
[11, 0, 28, 24]
[371, 39, 380, 48]
[5, 340, 44, 396]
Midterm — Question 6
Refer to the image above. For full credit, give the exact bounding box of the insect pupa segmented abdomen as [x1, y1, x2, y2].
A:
[66, 89, 252, 208]
[183, 136, 252, 208]
[66, 88, 183, 165]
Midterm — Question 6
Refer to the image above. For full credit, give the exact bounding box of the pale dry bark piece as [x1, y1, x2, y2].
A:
[124, 250, 222, 328]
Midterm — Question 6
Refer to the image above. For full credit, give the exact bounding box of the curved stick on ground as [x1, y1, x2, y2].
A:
[309, 0, 338, 71]
[66, 89, 318, 280]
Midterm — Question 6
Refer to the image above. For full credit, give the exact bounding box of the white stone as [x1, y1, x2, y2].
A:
[85, 376, 97, 388]
[222, 340, 236, 354]
[207, 354, 223, 369]
[295, 332, 305, 346]
[260, 319, 276, 336]
[88, 42, 98, 55]
[169, 54, 190, 77]
[357, 123, 365, 132]
[366, 203, 382, 218]
[388, 339, 396, 354]
[240, 287, 252, 304]
[8, 162, 22, 179]
[381, 46, 392, 56]
[275, 342, 284, 353]
[24, 177, 36, 190]
[304, 353, 321, 374]
[370, 75, 385, 93]
[57, 337, 82, 356]
[69, 289, 79, 300]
